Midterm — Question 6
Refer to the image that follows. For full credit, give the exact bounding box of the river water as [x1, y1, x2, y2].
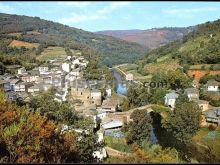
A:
[111, 68, 158, 144]
[112, 68, 128, 95]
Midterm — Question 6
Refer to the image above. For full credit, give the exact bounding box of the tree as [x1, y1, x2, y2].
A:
[124, 109, 152, 145]
[0, 90, 79, 163]
[162, 100, 202, 144]
[0, 89, 102, 163]
[76, 132, 104, 163]
[150, 88, 167, 105]
[167, 70, 191, 90]
[120, 98, 130, 112]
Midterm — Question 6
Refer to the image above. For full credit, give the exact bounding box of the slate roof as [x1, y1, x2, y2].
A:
[165, 92, 179, 99]
[207, 80, 220, 86]
[185, 88, 199, 94]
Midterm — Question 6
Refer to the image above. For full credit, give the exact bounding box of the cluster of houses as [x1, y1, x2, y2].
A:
[0, 54, 121, 161]
[164, 80, 220, 126]
[0, 55, 90, 102]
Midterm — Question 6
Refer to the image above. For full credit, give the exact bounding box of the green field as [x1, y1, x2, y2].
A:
[105, 136, 132, 153]
[116, 63, 152, 82]
[37, 46, 67, 61]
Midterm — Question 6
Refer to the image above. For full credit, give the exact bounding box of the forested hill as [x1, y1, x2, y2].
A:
[0, 13, 147, 67]
[142, 19, 220, 65]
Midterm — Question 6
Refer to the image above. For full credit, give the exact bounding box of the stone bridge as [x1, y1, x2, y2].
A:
[105, 104, 153, 123]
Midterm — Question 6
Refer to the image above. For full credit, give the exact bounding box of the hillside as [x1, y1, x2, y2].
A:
[95, 27, 195, 50]
[141, 19, 220, 65]
[0, 13, 147, 67]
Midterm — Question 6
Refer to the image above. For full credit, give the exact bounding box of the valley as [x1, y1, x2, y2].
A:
[0, 5, 220, 164]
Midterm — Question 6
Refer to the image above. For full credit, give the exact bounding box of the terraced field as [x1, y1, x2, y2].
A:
[37, 46, 67, 61]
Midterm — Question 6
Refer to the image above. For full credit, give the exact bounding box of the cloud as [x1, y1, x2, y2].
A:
[162, 7, 219, 14]
[98, 2, 131, 15]
[57, 1, 92, 8]
[58, 2, 130, 24]
[0, 2, 16, 14]
[59, 13, 107, 24]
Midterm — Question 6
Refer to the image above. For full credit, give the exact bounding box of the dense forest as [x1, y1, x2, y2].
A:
[0, 13, 147, 67]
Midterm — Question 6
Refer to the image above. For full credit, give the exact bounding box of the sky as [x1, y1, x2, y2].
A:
[1, 1, 220, 32]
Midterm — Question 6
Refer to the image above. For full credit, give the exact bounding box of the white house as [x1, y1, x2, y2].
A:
[21, 75, 39, 83]
[164, 91, 179, 109]
[54, 90, 68, 102]
[185, 88, 199, 101]
[67, 56, 72, 60]
[39, 66, 49, 74]
[62, 62, 70, 73]
[27, 84, 40, 93]
[72, 59, 80, 65]
[105, 88, 112, 97]
[207, 80, 219, 92]
[17, 67, 27, 75]
[14, 82, 33, 92]
[126, 73, 133, 81]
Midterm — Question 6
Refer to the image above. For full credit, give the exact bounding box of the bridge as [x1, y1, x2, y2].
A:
[103, 104, 153, 123]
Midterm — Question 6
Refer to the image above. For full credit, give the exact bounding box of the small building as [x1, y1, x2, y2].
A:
[203, 108, 220, 125]
[54, 90, 68, 102]
[21, 75, 39, 83]
[126, 73, 133, 81]
[102, 120, 123, 130]
[164, 91, 179, 109]
[39, 66, 49, 75]
[185, 88, 199, 101]
[8, 79, 22, 91]
[62, 62, 71, 73]
[14, 82, 33, 92]
[27, 84, 41, 93]
[101, 98, 119, 113]
[17, 67, 27, 75]
[193, 99, 209, 112]
[72, 59, 80, 65]
[207, 80, 219, 92]
[91, 89, 102, 106]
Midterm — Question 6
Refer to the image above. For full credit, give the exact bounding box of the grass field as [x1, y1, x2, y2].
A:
[9, 40, 40, 49]
[37, 46, 67, 61]
[144, 59, 181, 74]
[105, 136, 132, 153]
[116, 63, 152, 82]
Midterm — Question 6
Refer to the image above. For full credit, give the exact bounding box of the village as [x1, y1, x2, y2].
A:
[0, 52, 220, 160]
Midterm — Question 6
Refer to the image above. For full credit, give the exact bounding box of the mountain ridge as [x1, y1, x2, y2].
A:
[95, 27, 195, 50]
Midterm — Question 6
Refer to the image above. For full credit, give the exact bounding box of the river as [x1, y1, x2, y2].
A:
[111, 68, 158, 144]
[112, 68, 128, 95]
